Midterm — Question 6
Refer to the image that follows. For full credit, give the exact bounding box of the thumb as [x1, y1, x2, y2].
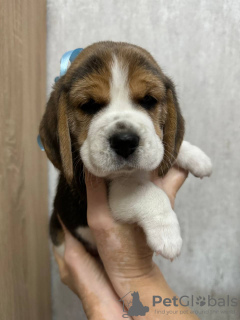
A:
[163, 166, 188, 197]
[57, 215, 87, 255]
[85, 170, 114, 230]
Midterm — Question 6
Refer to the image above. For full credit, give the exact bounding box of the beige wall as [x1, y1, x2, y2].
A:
[0, 0, 51, 319]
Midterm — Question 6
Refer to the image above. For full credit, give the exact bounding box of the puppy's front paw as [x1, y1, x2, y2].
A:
[187, 147, 212, 178]
[178, 141, 213, 178]
[147, 221, 182, 260]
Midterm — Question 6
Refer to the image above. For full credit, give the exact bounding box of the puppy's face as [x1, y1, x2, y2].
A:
[40, 42, 184, 183]
[78, 54, 166, 177]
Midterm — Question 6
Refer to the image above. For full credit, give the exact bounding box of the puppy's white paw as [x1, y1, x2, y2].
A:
[147, 221, 182, 260]
[186, 147, 212, 178]
[192, 157, 212, 178]
[177, 141, 213, 178]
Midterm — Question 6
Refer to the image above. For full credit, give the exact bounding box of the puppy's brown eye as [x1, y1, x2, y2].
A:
[80, 99, 103, 115]
[139, 95, 158, 110]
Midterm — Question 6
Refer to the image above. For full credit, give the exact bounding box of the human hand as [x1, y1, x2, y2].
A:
[53, 220, 131, 320]
[85, 166, 188, 299]
[54, 166, 192, 319]
[151, 166, 189, 207]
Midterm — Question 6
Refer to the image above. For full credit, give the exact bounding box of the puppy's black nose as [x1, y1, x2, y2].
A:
[109, 132, 140, 158]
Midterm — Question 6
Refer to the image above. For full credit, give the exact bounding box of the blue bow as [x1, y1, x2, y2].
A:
[38, 48, 83, 151]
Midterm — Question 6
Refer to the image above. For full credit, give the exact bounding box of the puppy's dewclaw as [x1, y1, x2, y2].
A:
[39, 41, 212, 261]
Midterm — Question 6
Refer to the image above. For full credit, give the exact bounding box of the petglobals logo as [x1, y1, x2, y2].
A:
[153, 295, 239, 308]
[117, 292, 239, 318]
[118, 291, 149, 318]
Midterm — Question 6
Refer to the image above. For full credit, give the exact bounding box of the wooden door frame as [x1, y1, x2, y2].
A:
[0, 0, 51, 319]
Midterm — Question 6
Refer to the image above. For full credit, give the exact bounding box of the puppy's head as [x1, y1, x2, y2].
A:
[39, 41, 184, 184]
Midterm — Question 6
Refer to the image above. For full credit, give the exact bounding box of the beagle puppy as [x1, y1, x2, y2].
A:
[39, 41, 212, 260]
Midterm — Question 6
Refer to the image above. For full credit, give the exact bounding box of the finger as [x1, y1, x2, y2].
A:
[57, 215, 68, 234]
[53, 246, 66, 277]
[57, 215, 89, 257]
[85, 169, 115, 230]
[163, 166, 188, 195]
[53, 246, 64, 266]
[151, 166, 188, 208]
[85, 170, 108, 210]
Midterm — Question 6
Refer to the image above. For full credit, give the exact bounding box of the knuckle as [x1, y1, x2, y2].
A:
[88, 213, 113, 231]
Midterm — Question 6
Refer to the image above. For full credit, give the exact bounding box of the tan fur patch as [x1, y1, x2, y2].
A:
[66, 45, 113, 146]
[128, 67, 166, 140]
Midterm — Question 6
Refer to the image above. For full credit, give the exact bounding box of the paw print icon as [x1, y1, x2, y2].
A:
[196, 296, 206, 307]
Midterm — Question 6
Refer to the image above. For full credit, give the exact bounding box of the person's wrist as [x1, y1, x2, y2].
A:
[106, 265, 165, 320]
[78, 278, 125, 320]
[84, 299, 124, 320]
[80, 262, 161, 320]
[108, 261, 162, 299]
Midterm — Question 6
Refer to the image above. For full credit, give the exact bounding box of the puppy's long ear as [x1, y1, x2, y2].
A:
[58, 94, 73, 184]
[158, 79, 185, 176]
[39, 90, 73, 184]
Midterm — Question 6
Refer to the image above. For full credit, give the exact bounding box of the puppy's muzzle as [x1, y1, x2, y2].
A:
[109, 131, 140, 158]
